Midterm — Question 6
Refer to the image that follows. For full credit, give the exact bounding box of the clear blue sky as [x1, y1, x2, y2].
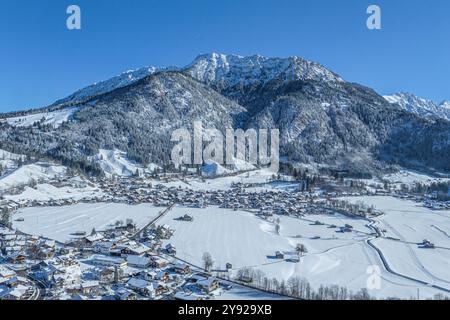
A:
[1, 0, 449, 112]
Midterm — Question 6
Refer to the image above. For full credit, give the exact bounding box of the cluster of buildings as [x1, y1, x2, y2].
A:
[0, 218, 231, 300]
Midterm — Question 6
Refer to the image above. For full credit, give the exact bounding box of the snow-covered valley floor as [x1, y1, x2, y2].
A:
[12, 203, 163, 242]
[8, 193, 450, 299]
[156, 203, 449, 299]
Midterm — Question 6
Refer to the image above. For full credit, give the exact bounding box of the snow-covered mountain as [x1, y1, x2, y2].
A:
[51, 53, 342, 107]
[185, 53, 344, 89]
[384, 92, 450, 121]
[52, 66, 177, 107]
[1, 53, 450, 177]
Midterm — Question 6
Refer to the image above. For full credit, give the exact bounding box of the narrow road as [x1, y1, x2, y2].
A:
[132, 203, 175, 240]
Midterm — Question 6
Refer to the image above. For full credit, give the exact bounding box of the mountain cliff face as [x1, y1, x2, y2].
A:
[1, 53, 449, 176]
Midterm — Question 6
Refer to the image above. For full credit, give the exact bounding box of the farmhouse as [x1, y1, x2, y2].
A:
[172, 263, 191, 275]
[197, 277, 220, 293]
[91, 255, 127, 268]
[126, 255, 151, 268]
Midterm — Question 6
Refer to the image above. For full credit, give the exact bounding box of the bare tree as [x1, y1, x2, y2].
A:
[202, 252, 214, 272]
[296, 243, 308, 256]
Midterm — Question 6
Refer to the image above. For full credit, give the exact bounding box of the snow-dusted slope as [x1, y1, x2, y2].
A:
[1, 107, 78, 128]
[384, 93, 450, 121]
[90, 149, 145, 178]
[0, 149, 25, 173]
[0, 162, 67, 190]
[53, 66, 178, 106]
[185, 53, 344, 89]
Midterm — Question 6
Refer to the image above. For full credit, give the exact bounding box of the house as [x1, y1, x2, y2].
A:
[114, 288, 137, 301]
[165, 243, 177, 255]
[127, 255, 151, 268]
[197, 277, 220, 293]
[421, 239, 435, 249]
[80, 281, 100, 295]
[82, 233, 105, 246]
[177, 214, 194, 222]
[172, 263, 191, 275]
[127, 278, 155, 298]
[174, 291, 205, 300]
[0, 266, 16, 280]
[68, 281, 100, 296]
[93, 241, 117, 255]
[0, 284, 30, 300]
[91, 255, 127, 268]
[120, 242, 151, 256]
[97, 268, 116, 284]
[6, 252, 26, 264]
[154, 271, 170, 283]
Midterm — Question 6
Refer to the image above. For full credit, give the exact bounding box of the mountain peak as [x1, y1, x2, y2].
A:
[185, 53, 344, 88]
[384, 92, 450, 121]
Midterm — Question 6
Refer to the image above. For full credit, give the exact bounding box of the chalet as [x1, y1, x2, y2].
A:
[81, 281, 100, 295]
[82, 233, 105, 246]
[52, 265, 82, 287]
[68, 281, 100, 296]
[0, 266, 16, 280]
[165, 243, 177, 255]
[154, 271, 170, 283]
[93, 241, 117, 255]
[120, 242, 151, 256]
[151, 257, 168, 268]
[91, 255, 127, 268]
[114, 288, 137, 300]
[127, 256, 151, 269]
[127, 278, 155, 298]
[6, 252, 26, 264]
[174, 291, 205, 300]
[98, 267, 116, 284]
[0, 284, 30, 300]
[197, 277, 220, 293]
[172, 263, 191, 275]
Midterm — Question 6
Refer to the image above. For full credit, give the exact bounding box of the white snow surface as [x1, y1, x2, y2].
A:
[344, 196, 450, 296]
[185, 53, 344, 88]
[0, 162, 67, 190]
[4, 181, 102, 203]
[90, 149, 158, 178]
[12, 203, 163, 242]
[1, 107, 78, 128]
[157, 204, 447, 299]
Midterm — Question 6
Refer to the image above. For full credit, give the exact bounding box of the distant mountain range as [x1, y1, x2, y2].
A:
[384, 92, 450, 121]
[1, 53, 449, 177]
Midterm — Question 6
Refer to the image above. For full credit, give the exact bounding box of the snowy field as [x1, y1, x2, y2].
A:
[12, 203, 162, 242]
[4, 181, 102, 203]
[344, 196, 450, 293]
[158, 205, 446, 299]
